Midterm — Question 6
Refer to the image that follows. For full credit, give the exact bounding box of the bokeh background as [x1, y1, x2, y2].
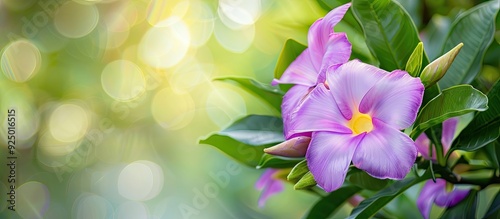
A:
[0, 0, 498, 218]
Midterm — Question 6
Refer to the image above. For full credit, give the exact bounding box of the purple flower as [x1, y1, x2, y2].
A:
[289, 60, 424, 192]
[415, 117, 471, 219]
[255, 169, 284, 207]
[417, 179, 470, 219]
[415, 117, 458, 160]
[272, 3, 352, 139]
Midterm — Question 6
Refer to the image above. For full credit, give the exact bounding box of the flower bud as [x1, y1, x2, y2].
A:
[406, 42, 424, 77]
[420, 43, 463, 88]
[263, 136, 311, 157]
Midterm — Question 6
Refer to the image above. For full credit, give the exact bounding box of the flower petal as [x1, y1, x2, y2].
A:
[255, 169, 277, 190]
[434, 186, 470, 207]
[352, 119, 417, 179]
[281, 85, 311, 138]
[272, 49, 318, 86]
[320, 33, 352, 72]
[288, 84, 351, 136]
[306, 131, 364, 192]
[441, 117, 459, 153]
[327, 60, 386, 120]
[417, 180, 443, 219]
[273, 3, 351, 87]
[359, 70, 424, 130]
[258, 178, 284, 208]
[308, 3, 351, 69]
[415, 133, 436, 160]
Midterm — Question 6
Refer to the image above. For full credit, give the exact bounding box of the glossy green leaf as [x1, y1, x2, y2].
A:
[218, 115, 284, 146]
[348, 170, 389, 191]
[316, 0, 352, 10]
[460, 80, 500, 133]
[421, 15, 452, 60]
[305, 185, 362, 219]
[484, 191, 500, 219]
[215, 77, 284, 112]
[335, 18, 377, 65]
[256, 153, 302, 169]
[420, 43, 463, 88]
[440, 190, 478, 219]
[411, 85, 488, 139]
[294, 171, 317, 190]
[421, 83, 441, 108]
[351, 0, 429, 71]
[394, 0, 422, 28]
[437, 1, 500, 89]
[348, 171, 431, 219]
[274, 39, 307, 80]
[287, 159, 309, 181]
[484, 141, 500, 168]
[452, 121, 500, 152]
[405, 42, 424, 77]
[199, 135, 268, 167]
[452, 80, 500, 152]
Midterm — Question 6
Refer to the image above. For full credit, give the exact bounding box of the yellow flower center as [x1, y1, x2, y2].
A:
[349, 113, 374, 135]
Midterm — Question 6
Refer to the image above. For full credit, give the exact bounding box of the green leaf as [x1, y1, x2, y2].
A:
[274, 39, 307, 80]
[305, 185, 362, 219]
[421, 15, 452, 60]
[422, 83, 441, 108]
[348, 169, 389, 191]
[460, 80, 500, 134]
[335, 18, 377, 65]
[411, 85, 489, 139]
[405, 42, 424, 77]
[256, 153, 302, 169]
[440, 190, 478, 219]
[294, 172, 317, 190]
[316, 0, 352, 10]
[218, 115, 284, 146]
[348, 171, 431, 219]
[484, 141, 500, 168]
[287, 159, 309, 181]
[394, 0, 422, 28]
[484, 191, 500, 219]
[199, 135, 267, 167]
[215, 77, 284, 112]
[199, 115, 282, 167]
[437, 1, 500, 89]
[351, 0, 429, 71]
[452, 80, 500, 152]
[420, 43, 463, 88]
[452, 120, 500, 152]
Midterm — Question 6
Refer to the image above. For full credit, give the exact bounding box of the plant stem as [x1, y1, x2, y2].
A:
[429, 127, 446, 167]
[437, 168, 500, 188]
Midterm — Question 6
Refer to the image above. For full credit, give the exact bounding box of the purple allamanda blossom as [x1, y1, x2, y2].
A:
[415, 118, 471, 219]
[417, 178, 470, 219]
[288, 60, 424, 192]
[255, 169, 284, 207]
[415, 117, 458, 160]
[272, 3, 352, 139]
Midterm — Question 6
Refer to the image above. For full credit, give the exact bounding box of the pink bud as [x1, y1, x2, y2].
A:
[263, 137, 311, 157]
